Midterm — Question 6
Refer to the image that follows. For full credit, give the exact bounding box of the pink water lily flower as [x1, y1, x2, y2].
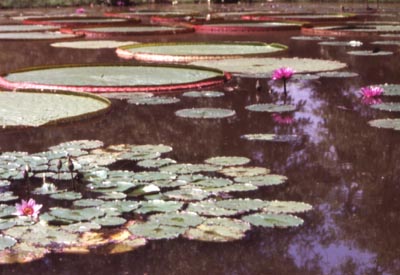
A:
[272, 113, 294, 125]
[272, 67, 295, 81]
[15, 199, 42, 219]
[361, 86, 384, 98]
[75, 7, 86, 14]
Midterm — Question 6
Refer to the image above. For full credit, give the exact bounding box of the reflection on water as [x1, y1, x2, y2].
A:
[2, 3, 400, 275]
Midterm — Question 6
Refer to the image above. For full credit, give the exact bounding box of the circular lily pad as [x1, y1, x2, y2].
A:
[263, 200, 313, 214]
[317, 71, 359, 78]
[0, 31, 79, 40]
[242, 213, 304, 228]
[95, 216, 126, 227]
[73, 199, 105, 208]
[65, 25, 193, 38]
[369, 118, 400, 130]
[50, 191, 83, 201]
[163, 187, 210, 201]
[245, 103, 296, 113]
[0, 24, 59, 32]
[370, 103, 400, 112]
[136, 200, 183, 214]
[128, 221, 186, 240]
[204, 156, 251, 166]
[137, 158, 176, 169]
[127, 96, 180, 105]
[0, 64, 227, 93]
[192, 177, 233, 188]
[219, 166, 270, 177]
[0, 235, 16, 251]
[48, 207, 105, 222]
[190, 57, 347, 77]
[51, 40, 138, 49]
[0, 91, 110, 128]
[234, 174, 287, 187]
[182, 91, 224, 98]
[116, 42, 287, 62]
[318, 40, 363, 47]
[241, 133, 299, 142]
[371, 40, 400, 46]
[193, 21, 301, 33]
[175, 108, 235, 119]
[347, 50, 393, 56]
[186, 201, 238, 217]
[148, 212, 204, 228]
[160, 163, 220, 174]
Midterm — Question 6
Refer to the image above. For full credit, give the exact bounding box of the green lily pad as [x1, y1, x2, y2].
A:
[318, 40, 362, 47]
[0, 205, 18, 218]
[317, 71, 359, 78]
[263, 200, 312, 214]
[127, 96, 180, 105]
[73, 199, 105, 208]
[204, 156, 250, 166]
[110, 144, 173, 155]
[190, 57, 347, 77]
[118, 151, 161, 161]
[215, 198, 267, 213]
[242, 213, 304, 228]
[380, 84, 400, 96]
[0, 235, 16, 251]
[98, 192, 127, 200]
[0, 219, 16, 230]
[0, 31, 78, 40]
[132, 171, 176, 182]
[62, 222, 101, 233]
[94, 216, 126, 227]
[50, 191, 83, 201]
[163, 187, 210, 201]
[347, 50, 393, 56]
[51, 40, 137, 49]
[371, 40, 400, 46]
[245, 103, 296, 113]
[128, 221, 186, 240]
[0, 180, 10, 187]
[149, 212, 204, 228]
[49, 207, 105, 222]
[184, 217, 251, 242]
[175, 108, 236, 119]
[206, 183, 258, 194]
[241, 133, 299, 142]
[219, 166, 270, 177]
[160, 163, 220, 174]
[128, 184, 161, 197]
[0, 91, 110, 128]
[183, 91, 224, 98]
[100, 200, 140, 214]
[234, 174, 287, 187]
[136, 200, 183, 214]
[192, 177, 233, 188]
[186, 201, 238, 217]
[0, 192, 18, 202]
[369, 118, 400, 130]
[370, 103, 400, 112]
[0, 25, 59, 32]
[49, 140, 104, 151]
[136, 158, 177, 169]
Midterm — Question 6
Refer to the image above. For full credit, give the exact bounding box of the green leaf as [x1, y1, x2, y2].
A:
[219, 166, 270, 177]
[135, 200, 183, 214]
[245, 103, 296, 113]
[204, 156, 250, 166]
[148, 212, 204, 228]
[128, 221, 185, 240]
[234, 174, 287, 187]
[0, 235, 16, 251]
[242, 213, 304, 228]
[50, 191, 83, 201]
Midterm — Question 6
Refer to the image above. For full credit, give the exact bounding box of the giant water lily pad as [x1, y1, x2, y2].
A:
[242, 213, 304, 228]
[1, 65, 227, 93]
[0, 31, 79, 40]
[0, 24, 59, 32]
[184, 217, 251, 242]
[370, 103, 400, 112]
[190, 57, 347, 77]
[0, 91, 110, 128]
[24, 17, 130, 27]
[116, 42, 287, 62]
[369, 118, 400, 130]
[51, 40, 138, 49]
[175, 108, 235, 119]
[194, 21, 301, 33]
[245, 103, 296, 113]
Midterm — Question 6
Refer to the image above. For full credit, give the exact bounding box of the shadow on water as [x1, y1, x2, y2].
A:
[1, 2, 400, 275]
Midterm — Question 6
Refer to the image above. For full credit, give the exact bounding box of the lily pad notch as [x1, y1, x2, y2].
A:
[0, 64, 230, 93]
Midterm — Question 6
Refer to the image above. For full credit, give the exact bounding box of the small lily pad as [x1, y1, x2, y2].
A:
[160, 163, 220, 174]
[215, 198, 266, 213]
[62, 222, 101, 233]
[128, 221, 186, 240]
[98, 192, 127, 200]
[100, 200, 140, 214]
[106, 237, 147, 254]
[263, 200, 312, 214]
[127, 96, 180, 105]
[175, 108, 236, 119]
[132, 171, 176, 182]
[291, 35, 334, 41]
[95, 216, 126, 227]
[137, 158, 177, 169]
[163, 187, 210, 201]
[370, 40, 400, 46]
[73, 199, 105, 208]
[186, 201, 238, 217]
[0, 219, 16, 230]
[219, 166, 270, 177]
[204, 156, 250, 166]
[51, 40, 137, 49]
[192, 177, 233, 188]
[245, 104, 296, 113]
[242, 213, 304, 228]
[347, 50, 393, 56]
[136, 200, 183, 214]
[207, 183, 258, 194]
[241, 133, 299, 142]
[148, 212, 204, 228]
[50, 191, 83, 201]
[0, 235, 16, 251]
[380, 84, 400, 96]
[128, 184, 161, 197]
[0, 180, 10, 187]
[182, 91, 224, 98]
[0, 192, 18, 202]
[49, 207, 105, 222]
[370, 103, 400, 112]
[234, 174, 287, 187]
[0, 205, 16, 218]
[369, 118, 400, 130]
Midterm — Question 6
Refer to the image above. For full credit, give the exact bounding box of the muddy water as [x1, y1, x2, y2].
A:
[1, 2, 400, 275]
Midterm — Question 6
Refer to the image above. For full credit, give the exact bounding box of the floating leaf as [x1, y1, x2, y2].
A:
[99, 92, 153, 100]
[127, 96, 180, 105]
[73, 199, 105, 208]
[50, 191, 83, 201]
[263, 200, 312, 214]
[0, 180, 10, 187]
[132, 171, 176, 182]
[186, 201, 238, 217]
[291, 35, 334, 41]
[380, 84, 400, 96]
[215, 198, 266, 213]
[241, 133, 299, 142]
[0, 192, 18, 202]
[62, 222, 101, 233]
[242, 213, 304, 228]
[128, 184, 161, 197]
[99, 200, 140, 214]
[370, 103, 400, 112]
[49, 140, 104, 151]
[135, 200, 183, 214]
[245, 103, 296, 113]
[192, 177, 233, 188]
[206, 183, 258, 194]
[369, 118, 400, 130]
[128, 221, 186, 240]
[184, 217, 250, 242]
[204, 156, 250, 166]
[219, 166, 270, 177]
[148, 212, 204, 228]
[371, 40, 400, 46]
[234, 174, 287, 187]
[137, 158, 177, 169]
[49, 207, 105, 222]
[0, 235, 16, 251]
[347, 50, 393, 56]
[183, 91, 224, 98]
[317, 71, 359, 78]
[175, 108, 236, 119]
[0, 31, 78, 40]
[0, 219, 16, 230]
[98, 192, 127, 200]
[51, 40, 137, 49]
[160, 163, 220, 174]
[164, 187, 210, 202]
[95, 216, 126, 227]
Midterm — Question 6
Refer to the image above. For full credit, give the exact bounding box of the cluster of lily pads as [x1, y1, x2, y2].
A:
[0, 139, 312, 263]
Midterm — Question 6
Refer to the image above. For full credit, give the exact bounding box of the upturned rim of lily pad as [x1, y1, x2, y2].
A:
[116, 41, 288, 62]
[241, 12, 358, 23]
[23, 16, 140, 27]
[191, 20, 301, 33]
[0, 64, 229, 94]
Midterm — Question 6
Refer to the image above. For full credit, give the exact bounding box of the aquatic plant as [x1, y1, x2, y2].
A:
[361, 86, 384, 98]
[272, 113, 294, 125]
[14, 199, 42, 219]
[272, 67, 295, 94]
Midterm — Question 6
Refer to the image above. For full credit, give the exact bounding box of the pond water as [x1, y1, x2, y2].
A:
[1, 2, 400, 275]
